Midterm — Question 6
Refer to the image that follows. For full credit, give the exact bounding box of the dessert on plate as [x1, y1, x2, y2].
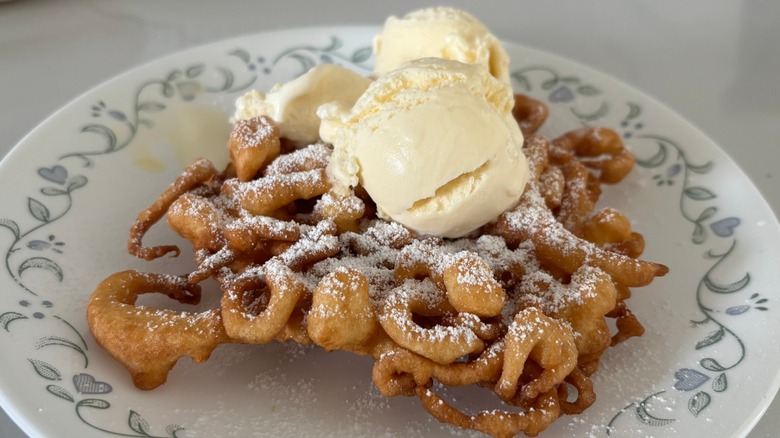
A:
[86, 7, 667, 437]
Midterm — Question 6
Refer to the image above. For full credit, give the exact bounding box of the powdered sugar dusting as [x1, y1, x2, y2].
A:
[231, 116, 276, 151]
[264, 141, 331, 176]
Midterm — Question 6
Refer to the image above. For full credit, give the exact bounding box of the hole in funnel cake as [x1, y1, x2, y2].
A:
[240, 283, 271, 316]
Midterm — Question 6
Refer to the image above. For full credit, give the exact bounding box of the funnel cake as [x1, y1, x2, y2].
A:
[87, 93, 667, 437]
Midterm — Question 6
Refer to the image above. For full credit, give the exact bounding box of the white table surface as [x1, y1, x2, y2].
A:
[1, 1, 778, 437]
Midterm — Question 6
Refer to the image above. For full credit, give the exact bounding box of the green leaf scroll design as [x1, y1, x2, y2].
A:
[18, 257, 63, 282]
[287, 53, 316, 73]
[137, 101, 166, 113]
[0, 311, 27, 331]
[712, 373, 728, 392]
[625, 101, 642, 120]
[28, 358, 62, 381]
[75, 401, 187, 438]
[77, 398, 110, 410]
[351, 46, 372, 64]
[47, 384, 75, 403]
[606, 391, 676, 435]
[635, 138, 667, 168]
[511, 65, 608, 124]
[577, 84, 601, 96]
[59, 54, 259, 167]
[272, 35, 373, 76]
[228, 48, 251, 64]
[185, 64, 205, 79]
[703, 272, 750, 294]
[692, 242, 748, 366]
[633, 135, 718, 245]
[81, 124, 119, 156]
[600, 83, 757, 436]
[571, 101, 609, 123]
[510, 65, 601, 96]
[36, 335, 88, 368]
[3, 169, 84, 296]
[129, 410, 152, 436]
[66, 175, 88, 192]
[688, 392, 711, 417]
[685, 186, 716, 201]
[40, 187, 67, 196]
[700, 358, 727, 372]
[695, 327, 725, 350]
[165, 425, 185, 437]
[635, 395, 676, 427]
[28, 198, 51, 223]
[0, 219, 21, 239]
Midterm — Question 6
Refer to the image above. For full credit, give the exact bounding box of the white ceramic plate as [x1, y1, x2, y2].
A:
[1, 27, 779, 438]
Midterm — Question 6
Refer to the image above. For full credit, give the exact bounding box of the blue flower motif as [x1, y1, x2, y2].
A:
[620, 120, 644, 139]
[674, 368, 709, 391]
[246, 55, 272, 75]
[548, 86, 574, 103]
[709, 217, 740, 237]
[107, 110, 127, 122]
[26, 235, 65, 253]
[726, 294, 768, 314]
[19, 299, 54, 319]
[725, 305, 750, 315]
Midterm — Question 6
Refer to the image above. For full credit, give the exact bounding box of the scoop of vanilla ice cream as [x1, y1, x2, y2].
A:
[373, 7, 510, 83]
[319, 58, 529, 238]
[233, 64, 371, 146]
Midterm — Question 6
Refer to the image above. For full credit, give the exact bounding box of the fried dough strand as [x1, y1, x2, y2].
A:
[86, 270, 230, 390]
[128, 159, 219, 260]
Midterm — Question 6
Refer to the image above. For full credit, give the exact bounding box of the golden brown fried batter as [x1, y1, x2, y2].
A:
[88, 93, 667, 437]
